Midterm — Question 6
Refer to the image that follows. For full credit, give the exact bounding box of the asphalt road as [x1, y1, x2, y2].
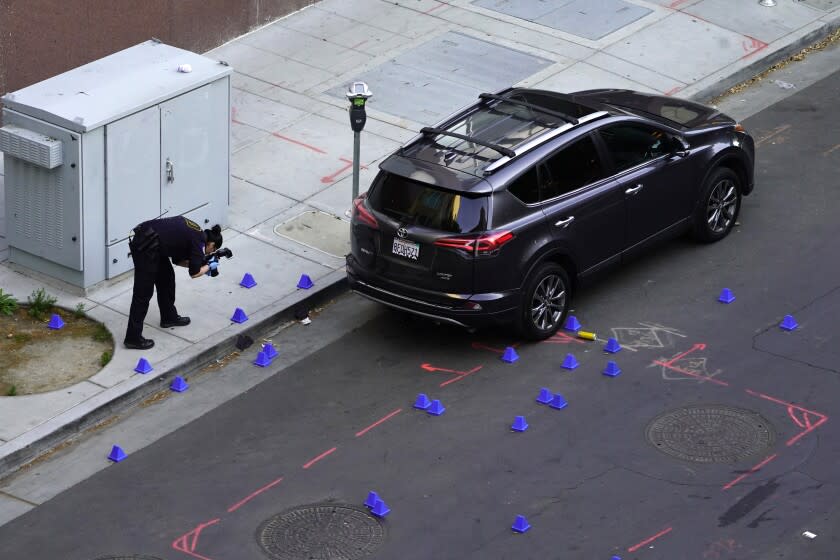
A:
[2, 70, 840, 560]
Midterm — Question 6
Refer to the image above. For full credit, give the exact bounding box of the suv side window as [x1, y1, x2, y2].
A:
[507, 166, 540, 205]
[542, 135, 607, 200]
[598, 123, 669, 173]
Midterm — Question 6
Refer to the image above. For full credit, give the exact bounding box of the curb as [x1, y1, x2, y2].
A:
[0, 272, 348, 479]
[689, 17, 840, 103]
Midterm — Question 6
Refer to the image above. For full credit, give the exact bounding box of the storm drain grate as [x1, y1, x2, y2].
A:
[646, 405, 776, 463]
[258, 503, 385, 560]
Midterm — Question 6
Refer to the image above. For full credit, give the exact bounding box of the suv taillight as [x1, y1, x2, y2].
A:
[434, 231, 514, 255]
[352, 194, 379, 229]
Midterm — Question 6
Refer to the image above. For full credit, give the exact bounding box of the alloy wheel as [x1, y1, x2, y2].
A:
[531, 274, 566, 331]
[707, 179, 738, 234]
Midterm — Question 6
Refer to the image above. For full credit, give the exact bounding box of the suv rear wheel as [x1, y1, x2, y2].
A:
[516, 263, 570, 340]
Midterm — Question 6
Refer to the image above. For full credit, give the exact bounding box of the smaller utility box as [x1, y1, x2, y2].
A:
[0, 39, 232, 290]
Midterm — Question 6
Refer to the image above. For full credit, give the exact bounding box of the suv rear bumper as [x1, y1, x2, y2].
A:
[347, 257, 518, 329]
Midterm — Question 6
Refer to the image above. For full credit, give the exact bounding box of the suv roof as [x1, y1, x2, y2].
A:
[387, 88, 611, 187]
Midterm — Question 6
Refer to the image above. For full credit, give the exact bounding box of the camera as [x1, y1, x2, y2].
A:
[204, 247, 233, 277]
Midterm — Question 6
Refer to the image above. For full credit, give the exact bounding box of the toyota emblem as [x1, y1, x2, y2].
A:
[397, 227, 408, 239]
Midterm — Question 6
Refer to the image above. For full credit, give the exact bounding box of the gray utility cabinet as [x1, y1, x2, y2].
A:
[0, 39, 232, 290]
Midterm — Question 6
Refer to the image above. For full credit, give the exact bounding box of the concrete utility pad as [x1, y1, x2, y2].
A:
[685, 0, 828, 44]
[798, 0, 838, 10]
[273, 210, 350, 259]
[325, 32, 552, 123]
[473, 0, 653, 40]
[603, 11, 767, 84]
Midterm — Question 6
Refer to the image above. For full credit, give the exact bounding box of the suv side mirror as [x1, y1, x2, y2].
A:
[671, 136, 690, 157]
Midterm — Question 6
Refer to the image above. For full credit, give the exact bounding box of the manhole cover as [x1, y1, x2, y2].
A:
[646, 405, 776, 463]
[258, 503, 385, 560]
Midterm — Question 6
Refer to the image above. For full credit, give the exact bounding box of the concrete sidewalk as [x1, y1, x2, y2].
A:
[1, 0, 838, 477]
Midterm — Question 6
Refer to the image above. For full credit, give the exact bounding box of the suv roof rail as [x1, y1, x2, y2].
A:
[420, 126, 516, 158]
[479, 92, 578, 125]
[483, 110, 610, 175]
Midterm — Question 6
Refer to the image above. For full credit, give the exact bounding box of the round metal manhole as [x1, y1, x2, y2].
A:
[646, 405, 776, 463]
[258, 503, 385, 560]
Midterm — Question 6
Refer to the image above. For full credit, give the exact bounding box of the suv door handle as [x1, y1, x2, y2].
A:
[555, 216, 575, 228]
[625, 184, 643, 195]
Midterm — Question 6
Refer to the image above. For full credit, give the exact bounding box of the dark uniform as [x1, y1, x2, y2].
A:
[125, 216, 206, 343]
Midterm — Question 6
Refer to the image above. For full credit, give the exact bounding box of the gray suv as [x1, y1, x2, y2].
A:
[347, 88, 755, 339]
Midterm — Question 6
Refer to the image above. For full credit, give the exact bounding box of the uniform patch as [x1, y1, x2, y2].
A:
[184, 217, 202, 232]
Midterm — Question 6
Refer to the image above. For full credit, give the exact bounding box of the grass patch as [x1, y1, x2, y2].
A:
[73, 302, 87, 318]
[27, 288, 57, 321]
[13, 333, 31, 344]
[100, 350, 112, 367]
[92, 322, 113, 343]
[0, 289, 17, 317]
[6, 385, 17, 397]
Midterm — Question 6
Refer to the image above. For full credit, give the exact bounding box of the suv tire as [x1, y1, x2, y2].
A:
[692, 167, 741, 243]
[516, 262, 570, 341]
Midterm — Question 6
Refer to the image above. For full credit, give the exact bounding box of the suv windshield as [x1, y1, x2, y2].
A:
[368, 173, 488, 233]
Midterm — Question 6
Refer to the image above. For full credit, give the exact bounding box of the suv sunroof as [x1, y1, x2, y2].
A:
[401, 89, 602, 177]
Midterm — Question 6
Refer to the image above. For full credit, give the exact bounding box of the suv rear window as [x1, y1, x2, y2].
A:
[368, 173, 488, 234]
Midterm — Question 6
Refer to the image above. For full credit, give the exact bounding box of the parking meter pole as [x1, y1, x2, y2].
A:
[346, 82, 372, 206]
[352, 131, 361, 201]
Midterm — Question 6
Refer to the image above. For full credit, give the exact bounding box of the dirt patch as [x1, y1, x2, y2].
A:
[0, 306, 114, 395]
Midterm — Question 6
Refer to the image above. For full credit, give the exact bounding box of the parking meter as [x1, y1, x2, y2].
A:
[347, 81, 372, 132]
[346, 82, 372, 200]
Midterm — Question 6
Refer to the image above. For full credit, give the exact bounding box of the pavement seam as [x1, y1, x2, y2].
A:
[230, 174, 305, 203]
[0, 490, 38, 507]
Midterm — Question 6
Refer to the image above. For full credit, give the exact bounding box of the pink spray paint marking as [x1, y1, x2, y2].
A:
[421, 363, 483, 387]
[722, 453, 778, 490]
[321, 157, 369, 184]
[271, 132, 327, 154]
[356, 408, 403, 437]
[745, 389, 828, 447]
[628, 526, 673, 552]
[303, 446, 338, 469]
[227, 477, 284, 513]
[172, 518, 221, 560]
[653, 343, 730, 386]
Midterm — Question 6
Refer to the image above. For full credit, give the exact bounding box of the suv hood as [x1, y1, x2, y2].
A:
[573, 89, 734, 130]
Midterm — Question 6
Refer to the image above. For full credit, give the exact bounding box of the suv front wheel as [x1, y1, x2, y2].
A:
[516, 263, 570, 340]
[692, 167, 741, 243]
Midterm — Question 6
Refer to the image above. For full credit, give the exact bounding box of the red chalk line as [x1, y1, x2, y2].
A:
[172, 517, 220, 560]
[628, 526, 673, 552]
[356, 408, 403, 437]
[745, 389, 829, 446]
[302, 446, 338, 469]
[227, 477, 284, 513]
[722, 453, 778, 491]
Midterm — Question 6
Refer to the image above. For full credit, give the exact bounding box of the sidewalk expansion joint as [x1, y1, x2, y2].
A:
[0, 490, 39, 507]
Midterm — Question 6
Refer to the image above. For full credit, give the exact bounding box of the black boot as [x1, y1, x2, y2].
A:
[160, 315, 191, 328]
[124, 336, 155, 350]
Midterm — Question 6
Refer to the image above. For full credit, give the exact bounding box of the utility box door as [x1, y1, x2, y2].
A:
[105, 105, 161, 244]
[160, 80, 228, 220]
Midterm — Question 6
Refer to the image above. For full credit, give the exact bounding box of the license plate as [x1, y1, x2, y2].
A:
[392, 237, 420, 260]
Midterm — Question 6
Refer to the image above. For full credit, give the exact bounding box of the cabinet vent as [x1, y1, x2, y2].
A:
[12, 162, 64, 250]
[0, 125, 64, 169]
